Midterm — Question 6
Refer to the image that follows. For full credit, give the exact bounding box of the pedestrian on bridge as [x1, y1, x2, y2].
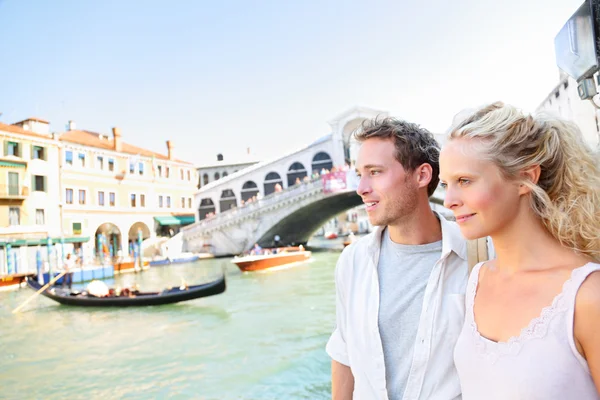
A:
[327, 117, 482, 399]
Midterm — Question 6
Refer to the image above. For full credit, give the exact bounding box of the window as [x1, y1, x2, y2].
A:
[109, 192, 115, 206]
[223, 171, 228, 178]
[6, 141, 20, 157]
[181, 197, 185, 208]
[188, 198, 192, 208]
[129, 160, 135, 174]
[72, 222, 82, 235]
[157, 165, 162, 177]
[108, 158, 115, 172]
[78, 189, 86, 205]
[166, 196, 171, 208]
[66, 151, 73, 165]
[203, 174, 209, 185]
[66, 188, 73, 204]
[131, 194, 136, 207]
[214, 172, 220, 180]
[180, 169, 184, 180]
[187, 170, 191, 181]
[8, 207, 20, 225]
[33, 175, 46, 192]
[98, 191, 105, 206]
[138, 162, 144, 175]
[32, 146, 45, 160]
[166, 167, 170, 178]
[158, 195, 163, 208]
[78, 153, 86, 167]
[140, 194, 145, 207]
[97, 155, 104, 170]
[35, 209, 45, 225]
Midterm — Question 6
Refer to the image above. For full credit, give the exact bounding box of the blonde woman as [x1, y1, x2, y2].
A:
[439, 102, 600, 399]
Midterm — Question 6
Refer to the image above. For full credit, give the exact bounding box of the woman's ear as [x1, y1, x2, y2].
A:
[518, 165, 541, 195]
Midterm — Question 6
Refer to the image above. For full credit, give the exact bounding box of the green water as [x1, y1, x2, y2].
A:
[0, 250, 340, 399]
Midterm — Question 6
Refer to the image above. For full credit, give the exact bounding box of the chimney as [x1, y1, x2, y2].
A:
[68, 120, 76, 131]
[166, 140, 174, 160]
[112, 127, 122, 152]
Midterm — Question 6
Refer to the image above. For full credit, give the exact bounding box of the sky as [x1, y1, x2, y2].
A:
[0, 0, 583, 166]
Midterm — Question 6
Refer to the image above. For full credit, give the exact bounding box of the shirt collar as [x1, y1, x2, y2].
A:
[366, 211, 466, 267]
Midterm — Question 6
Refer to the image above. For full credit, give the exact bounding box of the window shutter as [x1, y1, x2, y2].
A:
[31, 144, 35, 159]
[43, 176, 47, 192]
[3, 141, 8, 156]
[43, 147, 47, 161]
[31, 175, 35, 191]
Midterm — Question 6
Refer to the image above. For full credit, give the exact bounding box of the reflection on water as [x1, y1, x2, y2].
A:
[0, 251, 340, 399]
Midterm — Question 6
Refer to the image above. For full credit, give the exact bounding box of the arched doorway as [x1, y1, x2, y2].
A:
[128, 222, 151, 256]
[95, 222, 122, 261]
[198, 198, 216, 220]
[311, 151, 333, 174]
[219, 189, 237, 212]
[287, 162, 307, 186]
[241, 181, 259, 202]
[264, 171, 283, 195]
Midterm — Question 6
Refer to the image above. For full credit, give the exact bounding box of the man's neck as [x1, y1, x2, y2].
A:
[387, 206, 442, 245]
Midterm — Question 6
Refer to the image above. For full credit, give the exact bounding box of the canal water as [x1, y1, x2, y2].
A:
[0, 249, 342, 399]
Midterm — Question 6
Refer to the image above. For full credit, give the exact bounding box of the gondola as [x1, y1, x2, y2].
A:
[26, 274, 226, 307]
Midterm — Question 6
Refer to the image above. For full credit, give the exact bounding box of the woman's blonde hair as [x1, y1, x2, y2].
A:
[449, 102, 600, 261]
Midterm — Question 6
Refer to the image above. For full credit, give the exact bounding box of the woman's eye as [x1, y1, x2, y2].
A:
[458, 178, 470, 186]
[439, 182, 447, 189]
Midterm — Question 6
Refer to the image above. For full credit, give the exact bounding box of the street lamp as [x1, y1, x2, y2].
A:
[555, 0, 600, 102]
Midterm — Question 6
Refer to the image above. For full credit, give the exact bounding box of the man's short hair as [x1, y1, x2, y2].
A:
[355, 117, 440, 196]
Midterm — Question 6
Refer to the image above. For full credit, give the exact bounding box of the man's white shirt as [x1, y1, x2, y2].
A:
[326, 215, 468, 400]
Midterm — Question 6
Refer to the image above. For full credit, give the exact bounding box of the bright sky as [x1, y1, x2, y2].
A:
[0, 0, 582, 166]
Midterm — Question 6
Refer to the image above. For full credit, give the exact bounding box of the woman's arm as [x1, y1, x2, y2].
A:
[574, 271, 600, 395]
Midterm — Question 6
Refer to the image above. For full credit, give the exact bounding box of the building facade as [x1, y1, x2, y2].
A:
[58, 123, 198, 262]
[0, 119, 64, 274]
[196, 153, 259, 189]
[537, 71, 600, 149]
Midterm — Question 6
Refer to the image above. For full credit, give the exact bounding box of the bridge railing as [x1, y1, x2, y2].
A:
[185, 172, 354, 233]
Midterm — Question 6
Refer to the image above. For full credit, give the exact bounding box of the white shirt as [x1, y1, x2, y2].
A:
[326, 214, 469, 400]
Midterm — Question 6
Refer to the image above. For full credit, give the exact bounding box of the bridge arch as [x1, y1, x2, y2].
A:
[264, 171, 283, 195]
[287, 162, 307, 186]
[219, 189, 237, 212]
[198, 198, 216, 220]
[311, 151, 333, 174]
[241, 180, 259, 202]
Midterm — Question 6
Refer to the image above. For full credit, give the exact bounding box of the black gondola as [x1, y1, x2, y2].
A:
[26, 274, 226, 307]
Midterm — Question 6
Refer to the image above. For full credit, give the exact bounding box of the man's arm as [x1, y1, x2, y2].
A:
[332, 360, 354, 400]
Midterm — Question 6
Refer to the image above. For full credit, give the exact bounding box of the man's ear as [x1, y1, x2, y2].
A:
[518, 165, 541, 195]
[415, 163, 433, 189]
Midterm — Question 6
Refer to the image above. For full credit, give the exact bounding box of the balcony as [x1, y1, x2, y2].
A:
[0, 185, 27, 200]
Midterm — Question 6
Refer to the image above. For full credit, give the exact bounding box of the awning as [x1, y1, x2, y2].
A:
[154, 216, 182, 226]
[0, 236, 90, 247]
[174, 215, 195, 225]
[0, 160, 26, 168]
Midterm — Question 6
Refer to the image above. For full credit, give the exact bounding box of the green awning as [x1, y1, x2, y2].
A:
[0, 236, 90, 247]
[0, 160, 26, 168]
[175, 215, 195, 225]
[154, 216, 182, 226]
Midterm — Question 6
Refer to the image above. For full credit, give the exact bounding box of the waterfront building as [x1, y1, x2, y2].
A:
[0, 118, 65, 274]
[58, 121, 198, 262]
[196, 153, 259, 189]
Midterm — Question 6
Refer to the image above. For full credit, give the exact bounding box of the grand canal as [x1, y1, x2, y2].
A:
[0, 249, 342, 399]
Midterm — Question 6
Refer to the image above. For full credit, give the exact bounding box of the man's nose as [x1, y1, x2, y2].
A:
[356, 176, 371, 197]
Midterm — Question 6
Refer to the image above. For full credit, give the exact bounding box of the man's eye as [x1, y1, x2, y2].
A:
[370, 170, 380, 176]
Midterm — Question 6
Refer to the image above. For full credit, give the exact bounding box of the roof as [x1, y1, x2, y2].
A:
[13, 117, 50, 125]
[0, 122, 54, 140]
[196, 159, 259, 170]
[59, 130, 193, 165]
